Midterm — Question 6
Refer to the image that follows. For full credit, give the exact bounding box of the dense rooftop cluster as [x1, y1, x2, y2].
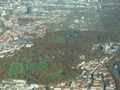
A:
[48, 55, 117, 90]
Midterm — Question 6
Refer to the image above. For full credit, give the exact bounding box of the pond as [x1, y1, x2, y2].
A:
[65, 32, 80, 37]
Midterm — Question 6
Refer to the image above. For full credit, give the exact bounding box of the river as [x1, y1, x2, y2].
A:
[113, 61, 120, 79]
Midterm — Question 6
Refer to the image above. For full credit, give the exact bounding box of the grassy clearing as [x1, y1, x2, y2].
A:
[39, 57, 47, 62]
[27, 62, 49, 71]
[8, 58, 49, 75]
[50, 71, 64, 78]
[28, 58, 33, 61]
[9, 63, 23, 75]
[53, 37, 66, 43]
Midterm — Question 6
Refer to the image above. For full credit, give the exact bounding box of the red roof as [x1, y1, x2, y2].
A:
[79, 87, 89, 89]
[54, 86, 63, 89]
[74, 81, 81, 84]
[49, 84, 56, 87]
[62, 87, 72, 90]
[71, 87, 79, 90]
[61, 81, 71, 84]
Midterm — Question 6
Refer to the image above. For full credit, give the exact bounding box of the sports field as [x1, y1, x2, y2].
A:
[9, 62, 23, 75]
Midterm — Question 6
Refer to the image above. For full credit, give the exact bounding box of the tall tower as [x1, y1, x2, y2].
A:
[26, 6, 32, 14]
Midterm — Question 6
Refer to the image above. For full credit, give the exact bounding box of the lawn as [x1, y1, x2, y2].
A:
[53, 37, 66, 43]
[28, 58, 33, 61]
[9, 63, 23, 75]
[27, 62, 49, 71]
[50, 72, 64, 78]
[9, 58, 49, 75]
[39, 57, 47, 62]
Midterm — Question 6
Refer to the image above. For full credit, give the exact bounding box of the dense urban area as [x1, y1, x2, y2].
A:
[0, 0, 120, 90]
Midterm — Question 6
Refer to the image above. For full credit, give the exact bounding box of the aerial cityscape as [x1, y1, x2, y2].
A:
[0, 0, 120, 90]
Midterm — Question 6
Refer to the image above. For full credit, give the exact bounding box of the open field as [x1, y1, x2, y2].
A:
[53, 37, 66, 43]
[27, 62, 49, 71]
[50, 71, 64, 78]
[9, 62, 23, 75]
[8, 57, 49, 75]
[39, 57, 47, 62]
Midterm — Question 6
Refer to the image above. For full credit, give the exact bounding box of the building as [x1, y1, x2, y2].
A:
[79, 55, 85, 60]
[103, 44, 110, 51]
[0, 54, 4, 58]
[92, 44, 100, 50]
[26, 6, 32, 14]
[2, 79, 27, 84]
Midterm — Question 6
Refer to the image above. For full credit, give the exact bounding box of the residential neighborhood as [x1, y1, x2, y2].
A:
[48, 56, 117, 90]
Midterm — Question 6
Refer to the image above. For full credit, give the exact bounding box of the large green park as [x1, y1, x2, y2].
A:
[6, 28, 120, 85]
